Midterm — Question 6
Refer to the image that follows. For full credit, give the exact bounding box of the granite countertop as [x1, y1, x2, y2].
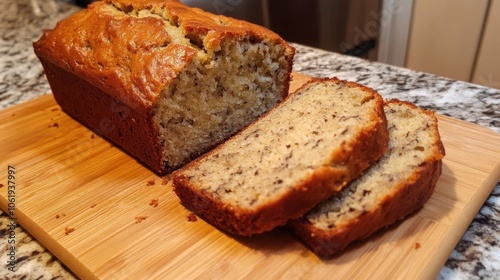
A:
[0, 0, 499, 279]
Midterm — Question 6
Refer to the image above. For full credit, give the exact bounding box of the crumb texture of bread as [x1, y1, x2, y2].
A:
[289, 100, 445, 257]
[173, 78, 389, 236]
[33, 0, 294, 174]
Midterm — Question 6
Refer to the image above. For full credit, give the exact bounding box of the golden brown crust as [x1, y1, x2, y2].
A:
[34, 1, 195, 110]
[33, 0, 291, 110]
[172, 78, 389, 236]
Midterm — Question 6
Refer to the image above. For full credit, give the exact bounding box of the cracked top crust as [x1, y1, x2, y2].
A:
[33, 0, 287, 109]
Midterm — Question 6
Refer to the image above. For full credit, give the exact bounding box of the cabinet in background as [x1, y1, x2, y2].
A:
[401, 0, 500, 89]
[472, 0, 500, 89]
[405, 0, 489, 83]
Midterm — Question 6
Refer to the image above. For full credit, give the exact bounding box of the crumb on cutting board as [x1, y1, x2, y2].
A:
[64, 227, 75, 235]
[134, 216, 148, 224]
[55, 213, 66, 219]
[146, 179, 156, 186]
[414, 242, 421, 250]
[0, 183, 4, 188]
[187, 212, 198, 222]
[149, 199, 159, 208]
[48, 122, 59, 128]
[90, 203, 97, 208]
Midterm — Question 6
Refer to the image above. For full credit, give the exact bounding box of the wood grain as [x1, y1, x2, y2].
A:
[1, 72, 500, 280]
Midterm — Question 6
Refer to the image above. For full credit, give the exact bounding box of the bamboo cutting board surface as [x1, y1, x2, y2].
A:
[1, 73, 500, 280]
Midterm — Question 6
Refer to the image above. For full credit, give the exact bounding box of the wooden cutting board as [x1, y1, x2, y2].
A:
[1, 73, 500, 280]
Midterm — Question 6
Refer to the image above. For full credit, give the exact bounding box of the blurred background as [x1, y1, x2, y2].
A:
[71, 0, 500, 90]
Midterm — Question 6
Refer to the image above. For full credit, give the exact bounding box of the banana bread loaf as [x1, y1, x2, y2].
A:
[172, 78, 389, 236]
[33, 0, 295, 174]
[288, 100, 445, 257]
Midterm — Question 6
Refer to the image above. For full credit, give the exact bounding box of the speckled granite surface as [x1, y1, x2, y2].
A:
[0, 0, 499, 279]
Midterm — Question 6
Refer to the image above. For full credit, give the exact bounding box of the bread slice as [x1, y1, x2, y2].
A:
[172, 78, 389, 236]
[288, 100, 446, 257]
[33, 0, 294, 174]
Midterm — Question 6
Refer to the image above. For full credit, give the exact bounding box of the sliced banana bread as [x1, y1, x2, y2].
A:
[172, 78, 389, 236]
[289, 100, 445, 257]
[33, 0, 294, 174]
